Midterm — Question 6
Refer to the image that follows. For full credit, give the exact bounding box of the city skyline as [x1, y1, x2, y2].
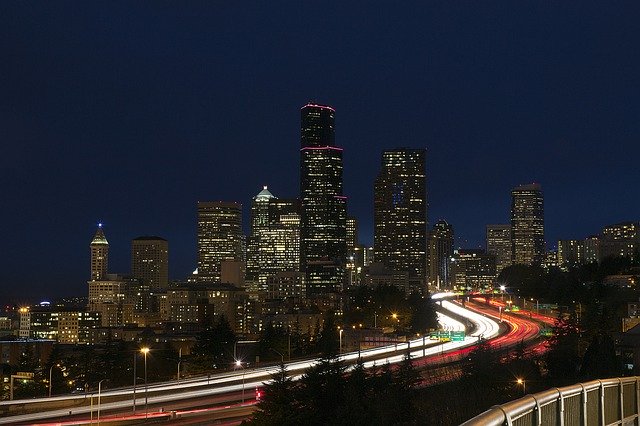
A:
[2, 3, 640, 301]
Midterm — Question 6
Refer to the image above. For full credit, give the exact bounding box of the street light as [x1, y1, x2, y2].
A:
[339, 328, 344, 354]
[97, 379, 106, 425]
[235, 360, 246, 404]
[499, 285, 506, 301]
[270, 348, 284, 364]
[177, 348, 182, 382]
[516, 378, 526, 395]
[48, 364, 60, 398]
[140, 347, 150, 419]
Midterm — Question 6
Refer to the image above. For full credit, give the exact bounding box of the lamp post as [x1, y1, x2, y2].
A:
[177, 348, 182, 381]
[270, 348, 284, 364]
[499, 285, 506, 301]
[97, 379, 106, 425]
[235, 360, 245, 404]
[516, 378, 526, 395]
[132, 352, 137, 414]
[48, 365, 55, 398]
[140, 347, 150, 420]
[339, 328, 344, 354]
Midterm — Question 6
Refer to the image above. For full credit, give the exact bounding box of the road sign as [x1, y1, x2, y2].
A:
[15, 372, 34, 378]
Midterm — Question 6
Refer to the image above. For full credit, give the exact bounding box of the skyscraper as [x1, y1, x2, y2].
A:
[197, 201, 243, 283]
[246, 186, 301, 290]
[300, 103, 347, 294]
[486, 224, 512, 275]
[90, 224, 109, 281]
[511, 184, 544, 266]
[374, 148, 427, 291]
[428, 220, 454, 288]
[131, 236, 169, 289]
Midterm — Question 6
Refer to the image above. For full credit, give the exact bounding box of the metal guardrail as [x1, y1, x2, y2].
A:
[460, 376, 640, 426]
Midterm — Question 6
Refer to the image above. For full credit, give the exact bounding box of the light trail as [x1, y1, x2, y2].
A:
[0, 296, 501, 425]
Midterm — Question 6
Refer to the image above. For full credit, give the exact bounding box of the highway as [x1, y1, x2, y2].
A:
[0, 295, 502, 425]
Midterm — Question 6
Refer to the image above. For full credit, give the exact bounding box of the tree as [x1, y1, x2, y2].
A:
[252, 363, 300, 425]
[545, 313, 581, 386]
[317, 311, 339, 357]
[580, 332, 621, 380]
[191, 315, 236, 371]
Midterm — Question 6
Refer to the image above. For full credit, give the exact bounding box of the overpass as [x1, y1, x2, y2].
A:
[461, 376, 640, 426]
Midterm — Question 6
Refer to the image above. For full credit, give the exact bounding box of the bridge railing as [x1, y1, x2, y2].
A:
[461, 376, 640, 426]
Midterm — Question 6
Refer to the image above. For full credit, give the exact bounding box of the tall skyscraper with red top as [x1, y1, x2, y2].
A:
[299, 103, 347, 294]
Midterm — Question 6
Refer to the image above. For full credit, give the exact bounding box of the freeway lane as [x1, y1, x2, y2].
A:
[1, 296, 502, 425]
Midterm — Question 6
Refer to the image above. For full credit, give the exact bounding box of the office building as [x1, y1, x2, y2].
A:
[428, 220, 454, 288]
[584, 235, 600, 264]
[600, 222, 640, 261]
[486, 224, 512, 275]
[246, 187, 300, 291]
[300, 103, 347, 294]
[90, 224, 109, 281]
[450, 249, 496, 290]
[131, 236, 169, 289]
[511, 183, 545, 266]
[557, 239, 585, 271]
[197, 201, 243, 283]
[374, 148, 427, 292]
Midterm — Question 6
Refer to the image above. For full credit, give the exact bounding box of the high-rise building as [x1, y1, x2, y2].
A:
[450, 249, 496, 290]
[428, 220, 454, 288]
[131, 236, 169, 289]
[600, 222, 640, 261]
[197, 201, 243, 283]
[557, 239, 584, 271]
[511, 183, 544, 266]
[300, 103, 347, 294]
[486, 224, 512, 275]
[584, 235, 600, 264]
[346, 217, 358, 255]
[374, 148, 427, 292]
[90, 224, 109, 281]
[246, 186, 301, 291]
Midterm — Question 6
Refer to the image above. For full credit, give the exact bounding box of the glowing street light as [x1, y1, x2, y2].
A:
[235, 360, 246, 403]
[516, 378, 526, 395]
[140, 347, 150, 419]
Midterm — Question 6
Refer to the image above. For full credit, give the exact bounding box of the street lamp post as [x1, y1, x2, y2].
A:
[97, 379, 106, 425]
[339, 328, 344, 354]
[132, 352, 137, 414]
[177, 348, 182, 381]
[517, 378, 526, 395]
[49, 365, 54, 398]
[270, 348, 284, 364]
[141, 347, 150, 420]
[235, 360, 245, 404]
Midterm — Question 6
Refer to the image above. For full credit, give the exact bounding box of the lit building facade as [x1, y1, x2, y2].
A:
[557, 239, 585, 270]
[197, 201, 243, 283]
[131, 236, 169, 289]
[486, 224, 512, 275]
[300, 103, 347, 294]
[428, 220, 454, 288]
[90, 224, 109, 281]
[374, 148, 427, 292]
[450, 249, 496, 290]
[600, 222, 640, 261]
[246, 187, 300, 291]
[511, 183, 544, 266]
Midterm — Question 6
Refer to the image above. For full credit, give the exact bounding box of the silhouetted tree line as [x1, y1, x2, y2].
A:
[250, 353, 420, 426]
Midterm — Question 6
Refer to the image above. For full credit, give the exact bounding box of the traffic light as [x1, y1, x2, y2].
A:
[255, 387, 262, 401]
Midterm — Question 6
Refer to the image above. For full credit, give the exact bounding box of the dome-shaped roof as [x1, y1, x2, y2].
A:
[254, 185, 276, 201]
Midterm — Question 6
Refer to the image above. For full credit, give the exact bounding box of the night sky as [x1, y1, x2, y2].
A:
[2, 2, 639, 303]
